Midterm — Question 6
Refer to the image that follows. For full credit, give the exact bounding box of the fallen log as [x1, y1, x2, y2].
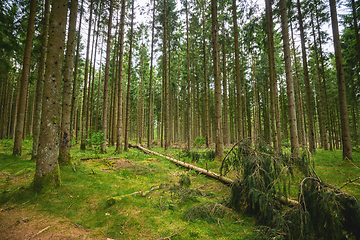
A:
[135, 144, 233, 185]
[134, 144, 299, 206]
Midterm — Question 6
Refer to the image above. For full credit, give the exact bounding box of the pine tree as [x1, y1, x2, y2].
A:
[33, 0, 68, 192]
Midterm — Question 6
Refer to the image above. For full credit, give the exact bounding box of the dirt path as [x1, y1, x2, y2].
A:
[0, 207, 92, 239]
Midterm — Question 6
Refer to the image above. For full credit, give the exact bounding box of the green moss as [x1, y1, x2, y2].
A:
[58, 150, 73, 167]
[32, 165, 61, 193]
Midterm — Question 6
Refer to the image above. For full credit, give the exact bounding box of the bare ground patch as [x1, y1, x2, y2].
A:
[0, 207, 91, 239]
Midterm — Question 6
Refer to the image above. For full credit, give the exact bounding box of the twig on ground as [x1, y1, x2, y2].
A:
[25, 226, 51, 240]
[340, 176, 360, 189]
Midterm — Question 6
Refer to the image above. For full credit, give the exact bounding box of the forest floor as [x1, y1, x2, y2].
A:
[0, 138, 359, 239]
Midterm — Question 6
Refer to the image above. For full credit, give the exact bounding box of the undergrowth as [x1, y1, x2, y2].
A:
[226, 139, 360, 240]
[0, 140, 254, 239]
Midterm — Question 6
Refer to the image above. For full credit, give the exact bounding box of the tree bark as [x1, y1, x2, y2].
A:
[329, 0, 353, 159]
[222, 19, 228, 147]
[59, 0, 78, 165]
[315, 3, 333, 150]
[33, 0, 68, 192]
[297, 0, 316, 153]
[202, 1, 209, 148]
[164, 0, 170, 150]
[13, 0, 37, 156]
[232, 0, 243, 142]
[211, 0, 223, 159]
[124, 0, 134, 151]
[185, 0, 192, 151]
[279, 0, 299, 157]
[80, 0, 93, 150]
[100, 0, 114, 153]
[116, 0, 126, 153]
[70, 0, 84, 141]
[266, 0, 282, 152]
[147, 0, 155, 148]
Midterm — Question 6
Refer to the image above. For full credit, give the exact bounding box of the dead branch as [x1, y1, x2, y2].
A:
[25, 226, 51, 240]
[340, 176, 360, 189]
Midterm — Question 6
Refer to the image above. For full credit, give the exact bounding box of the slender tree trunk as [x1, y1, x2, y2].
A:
[232, 0, 243, 142]
[13, 0, 37, 156]
[59, 0, 78, 165]
[100, 0, 113, 153]
[279, 0, 299, 157]
[95, 38, 103, 133]
[329, 0, 353, 159]
[202, 2, 209, 148]
[138, 49, 145, 144]
[124, 0, 134, 151]
[80, 0, 93, 150]
[290, 20, 306, 149]
[164, 0, 170, 150]
[266, 0, 282, 152]
[116, 0, 126, 153]
[310, 18, 327, 150]
[222, 20, 228, 146]
[31, 0, 50, 159]
[12, 73, 21, 140]
[34, 0, 68, 192]
[351, 0, 360, 71]
[185, 0, 192, 150]
[315, 4, 333, 150]
[211, 0, 223, 159]
[297, 0, 316, 153]
[70, 0, 84, 141]
[147, 0, 155, 148]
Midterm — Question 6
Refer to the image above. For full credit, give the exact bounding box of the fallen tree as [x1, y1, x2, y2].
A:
[134, 140, 360, 239]
[134, 144, 234, 185]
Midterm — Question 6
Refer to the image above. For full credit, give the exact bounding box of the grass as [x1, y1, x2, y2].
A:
[1, 139, 359, 239]
[0, 139, 256, 239]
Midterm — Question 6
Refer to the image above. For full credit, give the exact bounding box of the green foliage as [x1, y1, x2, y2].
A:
[194, 136, 206, 148]
[179, 174, 191, 188]
[86, 130, 105, 153]
[228, 140, 360, 239]
[184, 203, 227, 223]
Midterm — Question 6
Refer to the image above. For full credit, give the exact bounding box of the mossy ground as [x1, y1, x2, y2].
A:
[0, 139, 255, 239]
[1, 139, 359, 239]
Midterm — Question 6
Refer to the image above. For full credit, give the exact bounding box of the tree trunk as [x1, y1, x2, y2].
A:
[222, 19, 228, 147]
[116, 0, 126, 153]
[33, 0, 68, 192]
[266, 0, 282, 152]
[100, 0, 114, 153]
[290, 20, 306, 149]
[297, 0, 316, 153]
[329, 0, 353, 159]
[279, 0, 299, 157]
[211, 0, 223, 159]
[13, 0, 37, 156]
[70, 0, 84, 141]
[80, 0, 93, 150]
[147, 0, 155, 148]
[124, 0, 134, 151]
[185, 0, 192, 151]
[351, 0, 360, 73]
[202, 1, 209, 148]
[12, 73, 21, 140]
[59, 0, 78, 165]
[315, 4, 333, 150]
[164, 0, 170, 150]
[232, 0, 243, 142]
